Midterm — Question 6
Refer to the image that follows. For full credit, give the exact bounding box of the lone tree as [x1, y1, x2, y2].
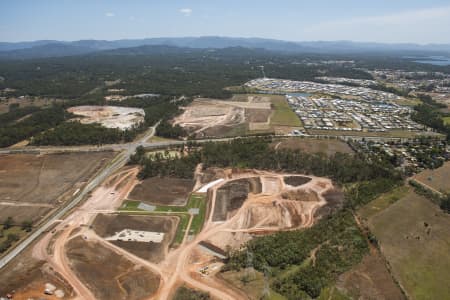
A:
[21, 220, 33, 232]
[3, 217, 13, 230]
[440, 194, 450, 214]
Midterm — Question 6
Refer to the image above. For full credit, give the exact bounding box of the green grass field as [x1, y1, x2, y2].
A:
[369, 192, 450, 299]
[318, 287, 350, 300]
[270, 96, 302, 127]
[146, 136, 178, 143]
[188, 194, 207, 234]
[119, 193, 207, 243]
[119, 200, 142, 211]
[357, 185, 410, 220]
[172, 213, 190, 245]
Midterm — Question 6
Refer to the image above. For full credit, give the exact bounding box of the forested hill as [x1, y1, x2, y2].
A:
[1, 37, 450, 60]
[0, 47, 378, 99]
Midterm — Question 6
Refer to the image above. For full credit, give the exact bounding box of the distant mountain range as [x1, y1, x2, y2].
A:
[0, 36, 450, 60]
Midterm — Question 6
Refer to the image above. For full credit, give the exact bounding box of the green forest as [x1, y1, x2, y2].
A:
[136, 138, 401, 185]
[412, 94, 450, 141]
[0, 48, 381, 100]
[0, 105, 67, 147]
[31, 122, 142, 146]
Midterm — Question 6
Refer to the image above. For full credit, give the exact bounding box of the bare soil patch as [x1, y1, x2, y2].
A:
[172, 96, 274, 138]
[213, 177, 262, 222]
[271, 137, 353, 156]
[0, 152, 114, 223]
[128, 177, 194, 206]
[67, 105, 145, 130]
[66, 236, 160, 300]
[245, 108, 272, 123]
[0, 239, 73, 299]
[92, 214, 178, 262]
[337, 251, 405, 300]
[281, 189, 320, 202]
[284, 175, 311, 187]
[314, 188, 345, 218]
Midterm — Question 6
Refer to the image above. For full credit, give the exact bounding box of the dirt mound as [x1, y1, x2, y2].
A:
[66, 237, 160, 300]
[281, 188, 320, 202]
[213, 178, 262, 221]
[235, 200, 306, 229]
[314, 188, 345, 218]
[92, 214, 178, 262]
[284, 176, 312, 187]
[207, 231, 253, 251]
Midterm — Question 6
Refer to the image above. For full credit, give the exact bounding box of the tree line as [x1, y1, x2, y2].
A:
[0, 105, 67, 147]
[31, 121, 143, 146]
[136, 138, 401, 185]
[412, 94, 450, 141]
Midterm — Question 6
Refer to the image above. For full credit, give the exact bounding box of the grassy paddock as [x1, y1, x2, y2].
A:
[358, 185, 410, 220]
[369, 192, 450, 299]
[269, 96, 302, 127]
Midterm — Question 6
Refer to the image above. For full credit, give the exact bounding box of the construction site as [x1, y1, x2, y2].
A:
[67, 106, 145, 130]
[0, 156, 341, 299]
[172, 94, 301, 138]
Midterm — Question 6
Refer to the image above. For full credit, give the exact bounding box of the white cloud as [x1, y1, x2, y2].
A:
[302, 6, 450, 43]
[179, 8, 192, 17]
[105, 12, 115, 17]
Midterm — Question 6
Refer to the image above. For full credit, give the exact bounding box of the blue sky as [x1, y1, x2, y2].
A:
[1, 0, 450, 43]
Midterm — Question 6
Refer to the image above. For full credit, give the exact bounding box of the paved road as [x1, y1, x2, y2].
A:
[0, 137, 239, 155]
[0, 125, 157, 270]
[0, 133, 425, 156]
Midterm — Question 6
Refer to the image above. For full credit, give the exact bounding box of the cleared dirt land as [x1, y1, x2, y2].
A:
[271, 137, 353, 156]
[0, 152, 114, 223]
[369, 192, 450, 300]
[0, 238, 73, 298]
[67, 105, 145, 130]
[173, 94, 302, 138]
[92, 214, 178, 263]
[66, 236, 160, 300]
[413, 161, 450, 193]
[128, 177, 194, 206]
[204, 170, 337, 252]
[337, 251, 405, 300]
[213, 177, 262, 222]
